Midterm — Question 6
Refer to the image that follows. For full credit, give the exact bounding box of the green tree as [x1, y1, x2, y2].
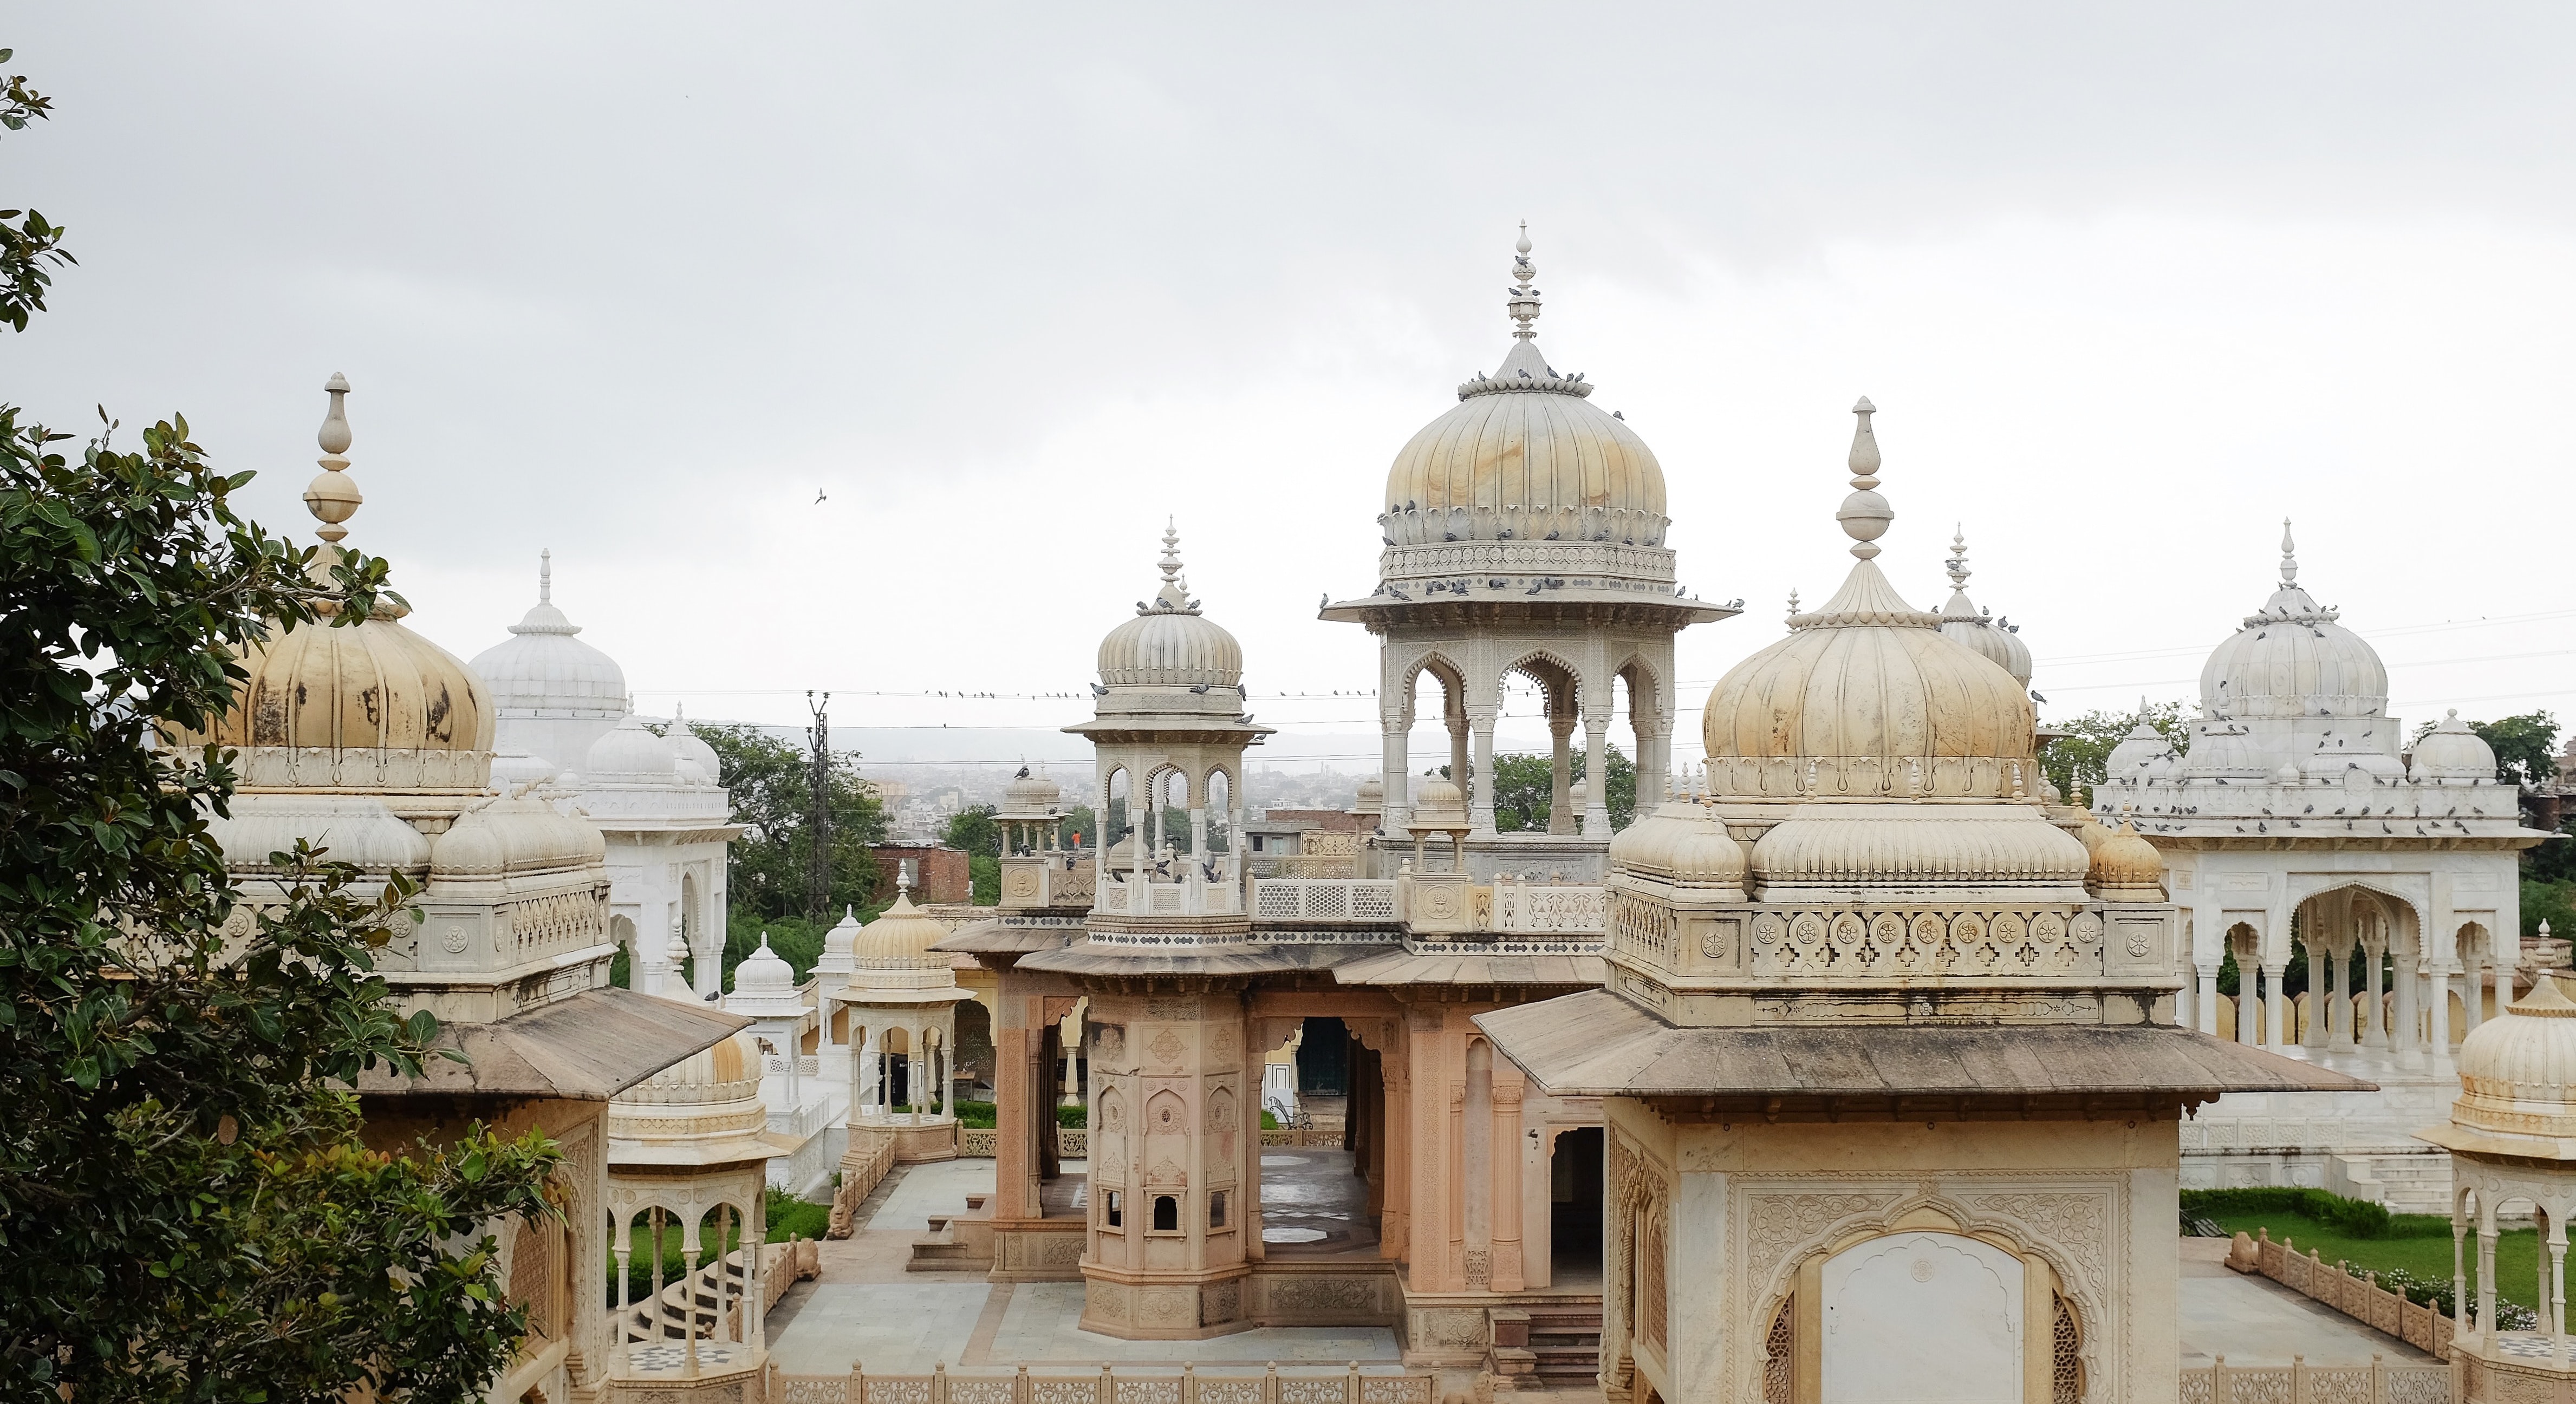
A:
[946, 805, 1001, 904]
[690, 722, 888, 925]
[2041, 699, 2192, 802]
[1446, 745, 1637, 832]
[1, 58, 560, 1398]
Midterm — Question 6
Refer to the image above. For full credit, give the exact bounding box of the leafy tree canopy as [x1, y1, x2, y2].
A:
[1441, 745, 1636, 832]
[0, 54, 557, 1393]
[945, 803, 999, 858]
[689, 722, 888, 924]
[2041, 699, 2192, 803]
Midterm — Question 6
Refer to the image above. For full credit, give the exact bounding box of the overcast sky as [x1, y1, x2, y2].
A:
[6, 6, 2572, 772]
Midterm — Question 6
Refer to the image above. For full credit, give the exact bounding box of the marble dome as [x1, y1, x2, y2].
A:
[1004, 768, 1063, 812]
[583, 713, 678, 780]
[1935, 529, 2034, 687]
[2450, 975, 2576, 1141]
[466, 550, 628, 720]
[1701, 403, 2035, 802]
[665, 705, 724, 779]
[1407, 778, 1469, 829]
[1749, 805, 2090, 892]
[2411, 710, 2500, 782]
[2198, 521, 2388, 721]
[851, 892, 965, 994]
[1097, 525, 1243, 690]
[2089, 821, 2166, 894]
[1381, 233, 1667, 554]
[1607, 801, 1748, 890]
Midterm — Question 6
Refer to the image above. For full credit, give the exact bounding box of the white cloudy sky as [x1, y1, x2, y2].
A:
[6, 6, 2572, 774]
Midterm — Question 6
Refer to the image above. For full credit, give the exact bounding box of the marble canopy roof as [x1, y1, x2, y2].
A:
[355, 988, 749, 1101]
[1475, 989, 2373, 1103]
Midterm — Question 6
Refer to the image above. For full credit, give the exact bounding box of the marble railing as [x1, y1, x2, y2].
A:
[1252, 878, 1400, 925]
[1094, 873, 1242, 918]
[765, 1361, 1433, 1404]
[999, 857, 1094, 910]
[2180, 1356, 2450, 1403]
[1490, 878, 1606, 936]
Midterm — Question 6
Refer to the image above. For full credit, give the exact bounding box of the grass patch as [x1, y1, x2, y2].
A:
[2194, 1204, 2543, 1314]
[604, 1186, 831, 1305]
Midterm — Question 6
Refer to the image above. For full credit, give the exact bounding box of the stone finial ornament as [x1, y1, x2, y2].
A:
[1150, 518, 1198, 613]
[2278, 517, 2299, 588]
[302, 371, 360, 543]
[1507, 221, 1540, 341]
[539, 546, 552, 605]
[1946, 525, 1971, 592]
[1835, 396, 1891, 560]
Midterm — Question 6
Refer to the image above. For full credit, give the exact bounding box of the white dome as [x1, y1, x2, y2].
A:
[2103, 716, 2173, 784]
[468, 551, 628, 720]
[2412, 710, 2499, 781]
[1934, 531, 2033, 687]
[1097, 526, 1244, 690]
[733, 934, 795, 993]
[1003, 768, 1062, 813]
[2200, 523, 2387, 721]
[816, 906, 863, 976]
[205, 793, 432, 874]
[666, 708, 724, 779]
[490, 749, 558, 795]
[584, 713, 678, 779]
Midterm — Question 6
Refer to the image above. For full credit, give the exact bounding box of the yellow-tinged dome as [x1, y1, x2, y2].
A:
[2450, 975, 2576, 1144]
[853, 891, 953, 978]
[1407, 778, 1468, 830]
[1378, 232, 1670, 572]
[170, 374, 493, 793]
[1701, 400, 2037, 802]
[1751, 805, 2089, 891]
[1607, 802, 1747, 890]
[2089, 821, 2166, 897]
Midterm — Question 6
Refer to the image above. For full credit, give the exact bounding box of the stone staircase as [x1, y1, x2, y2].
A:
[907, 1192, 991, 1272]
[1524, 1299, 1603, 1385]
[621, 1246, 754, 1343]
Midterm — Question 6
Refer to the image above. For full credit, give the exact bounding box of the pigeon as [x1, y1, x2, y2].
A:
[1189, 683, 1211, 694]
[1612, 410, 1625, 420]
[815, 489, 828, 504]
[2302, 805, 2314, 813]
[1319, 592, 1329, 610]
[1090, 683, 1108, 697]
[1443, 532, 1459, 541]
[2031, 691, 2049, 704]
[1543, 531, 1560, 540]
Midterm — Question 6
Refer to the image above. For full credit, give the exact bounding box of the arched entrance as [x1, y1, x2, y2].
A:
[1552, 1125, 1604, 1285]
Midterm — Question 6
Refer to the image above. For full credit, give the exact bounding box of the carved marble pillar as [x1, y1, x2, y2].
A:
[1469, 711, 1499, 835]
[1549, 715, 1576, 835]
[1489, 1060, 1526, 1291]
[1583, 717, 1612, 837]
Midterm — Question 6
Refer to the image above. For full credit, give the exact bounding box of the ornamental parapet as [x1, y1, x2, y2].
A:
[1605, 891, 2181, 988]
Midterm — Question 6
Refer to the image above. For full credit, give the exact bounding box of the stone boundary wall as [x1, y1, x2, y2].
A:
[763, 1362, 1433, 1404]
[2247, 1227, 2458, 1362]
[827, 1134, 900, 1238]
[2179, 1355, 2453, 1402]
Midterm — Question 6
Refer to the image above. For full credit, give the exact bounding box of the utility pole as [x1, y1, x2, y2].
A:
[806, 690, 832, 923]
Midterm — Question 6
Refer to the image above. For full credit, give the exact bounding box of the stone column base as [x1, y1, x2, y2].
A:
[1076, 1265, 1255, 1339]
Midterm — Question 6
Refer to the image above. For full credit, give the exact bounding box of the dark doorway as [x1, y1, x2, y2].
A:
[1551, 1126, 1604, 1276]
[1296, 1016, 1348, 1095]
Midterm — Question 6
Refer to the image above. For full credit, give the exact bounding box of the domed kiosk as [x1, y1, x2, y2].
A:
[2098, 520, 2557, 1208]
[179, 375, 746, 1404]
[1477, 397, 2361, 1403]
[1323, 229, 1738, 862]
[2420, 974, 2576, 1388]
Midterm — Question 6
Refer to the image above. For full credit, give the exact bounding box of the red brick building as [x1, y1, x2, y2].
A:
[870, 843, 972, 904]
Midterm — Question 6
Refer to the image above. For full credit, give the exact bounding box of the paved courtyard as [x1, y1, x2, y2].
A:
[2176, 1238, 2433, 1367]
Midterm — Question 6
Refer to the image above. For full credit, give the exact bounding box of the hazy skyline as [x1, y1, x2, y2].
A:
[6, 6, 2571, 770]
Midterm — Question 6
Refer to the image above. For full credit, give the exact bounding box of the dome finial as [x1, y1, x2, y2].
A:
[1834, 397, 1892, 560]
[1786, 586, 1801, 620]
[1946, 525, 1970, 591]
[2279, 517, 2299, 587]
[302, 372, 361, 544]
[1146, 519, 1197, 613]
[1507, 223, 1540, 341]
[539, 547, 552, 605]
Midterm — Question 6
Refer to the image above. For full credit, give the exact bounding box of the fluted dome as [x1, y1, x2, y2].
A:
[204, 792, 433, 874]
[850, 892, 967, 995]
[1607, 802, 1748, 890]
[176, 603, 497, 792]
[666, 707, 724, 780]
[2449, 976, 2576, 1144]
[733, 935, 795, 993]
[1934, 530, 2033, 687]
[1354, 776, 1385, 815]
[2200, 522, 2387, 721]
[2089, 821, 2166, 896]
[1097, 525, 1243, 690]
[1751, 805, 2091, 892]
[816, 906, 862, 977]
[1702, 402, 2038, 804]
[1004, 768, 1063, 813]
[2411, 710, 2499, 782]
[2181, 717, 2266, 778]
[584, 713, 677, 780]
[1381, 237, 1668, 558]
[607, 1030, 773, 1165]
[467, 551, 627, 721]
[430, 795, 607, 878]
[1408, 778, 1468, 830]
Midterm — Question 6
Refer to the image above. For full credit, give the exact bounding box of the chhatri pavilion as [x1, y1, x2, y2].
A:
[914, 234, 2363, 1399]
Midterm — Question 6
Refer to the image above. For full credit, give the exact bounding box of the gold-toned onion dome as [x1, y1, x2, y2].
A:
[2448, 975, 2576, 1144]
[174, 609, 497, 792]
[1383, 346, 1668, 551]
[2071, 810, 2113, 854]
[1750, 805, 2090, 892]
[851, 891, 958, 990]
[1381, 233, 1668, 557]
[2199, 520, 2387, 720]
[2411, 709, 2500, 781]
[1606, 802, 1747, 890]
[2089, 821, 2166, 897]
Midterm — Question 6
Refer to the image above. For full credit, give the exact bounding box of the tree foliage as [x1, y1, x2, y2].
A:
[944, 804, 999, 858]
[2041, 699, 2193, 802]
[1449, 745, 1637, 832]
[0, 66, 558, 1394]
[688, 722, 888, 922]
[0, 54, 70, 333]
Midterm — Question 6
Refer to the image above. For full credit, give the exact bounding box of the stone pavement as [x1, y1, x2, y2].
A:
[2177, 1238, 2434, 1367]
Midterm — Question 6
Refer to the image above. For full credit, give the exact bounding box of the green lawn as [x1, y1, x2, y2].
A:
[607, 1190, 831, 1306]
[2206, 1210, 2544, 1311]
